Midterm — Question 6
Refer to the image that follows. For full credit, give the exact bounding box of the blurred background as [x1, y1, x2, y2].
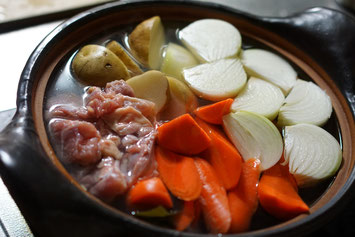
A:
[0, 1, 354, 237]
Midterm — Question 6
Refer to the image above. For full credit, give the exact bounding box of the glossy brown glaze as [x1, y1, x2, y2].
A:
[0, 1, 354, 237]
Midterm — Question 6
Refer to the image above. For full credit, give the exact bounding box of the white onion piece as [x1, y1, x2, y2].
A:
[283, 123, 342, 187]
[182, 58, 247, 101]
[231, 77, 285, 120]
[223, 111, 283, 171]
[241, 49, 297, 94]
[277, 79, 332, 127]
[179, 19, 241, 62]
[160, 43, 198, 80]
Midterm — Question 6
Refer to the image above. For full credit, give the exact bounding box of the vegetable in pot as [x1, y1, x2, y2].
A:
[283, 123, 342, 187]
[72, 44, 130, 86]
[258, 162, 310, 220]
[194, 98, 234, 125]
[228, 158, 261, 233]
[182, 58, 247, 101]
[196, 117, 242, 190]
[160, 43, 198, 80]
[194, 157, 231, 234]
[223, 111, 283, 171]
[180, 19, 242, 62]
[157, 113, 211, 155]
[241, 48, 297, 94]
[106, 40, 143, 77]
[231, 77, 285, 120]
[126, 70, 169, 113]
[277, 79, 332, 127]
[128, 16, 165, 69]
[155, 146, 202, 201]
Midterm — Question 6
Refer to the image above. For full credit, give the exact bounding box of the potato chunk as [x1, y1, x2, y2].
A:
[128, 16, 165, 69]
[106, 40, 143, 77]
[72, 44, 130, 87]
[126, 70, 168, 113]
[159, 76, 198, 120]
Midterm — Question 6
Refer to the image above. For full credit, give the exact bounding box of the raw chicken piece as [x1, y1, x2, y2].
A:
[50, 119, 101, 166]
[80, 157, 127, 201]
[49, 80, 158, 201]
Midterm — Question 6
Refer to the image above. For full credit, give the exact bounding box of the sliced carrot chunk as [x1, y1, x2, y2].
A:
[155, 146, 202, 201]
[258, 163, 310, 220]
[194, 98, 234, 124]
[196, 117, 242, 190]
[157, 113, 211, 155]
[174, 201, 195, 231]
[127, 177, 173, 209]
[228, 158, 261, 233]
[194, 158, 231, 234]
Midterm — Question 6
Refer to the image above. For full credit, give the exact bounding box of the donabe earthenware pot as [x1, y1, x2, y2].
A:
[0, 1, 354, 236]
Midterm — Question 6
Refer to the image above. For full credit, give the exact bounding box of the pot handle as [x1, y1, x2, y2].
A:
[0, 112, 64, 227]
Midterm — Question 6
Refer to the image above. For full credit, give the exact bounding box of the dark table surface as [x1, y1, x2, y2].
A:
[0, 0, 354, 236]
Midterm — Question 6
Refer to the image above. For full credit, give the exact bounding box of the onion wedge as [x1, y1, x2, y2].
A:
[223, 111, 283, 171]
[283, 123, 342, 187]
[241, 49, 297, 94]
[179, 19, 241, 63]
[182, 58, 247, 101]
[231, 77, 285, 120]
[160, 43, 198, 80]
[277, 79, 332, 127]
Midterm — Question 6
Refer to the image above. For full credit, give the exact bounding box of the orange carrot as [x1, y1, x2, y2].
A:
[155, 146, 202, 201]
[127, 177, 173, 209]
[194, 158, 231, 234]
[174, 201, 195, 231]
[258, 163, 310, 220]
[194, 98, 234, 124]
[228, 158, 261, 233]
[196, 117, 242, 190]
[157, 113, 211, 155]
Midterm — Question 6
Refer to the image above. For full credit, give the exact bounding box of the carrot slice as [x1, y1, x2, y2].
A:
[174, 201, 195, 231]
[194, 158, 231, 234]
[127, 177, 173, 209]
[157, 113, 211, 155]
[258, 163, 310, 220]
[194, 98, 234, 124]
[155, 146, 202, 201]
[228, 158, 261, 233]
[196, 117, 242, 190]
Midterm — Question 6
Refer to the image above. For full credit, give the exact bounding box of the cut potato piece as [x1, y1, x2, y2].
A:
[231, 77, 284, 120]
[179, 19, 241, 62]
[126, 70, 168, 113]
[106, 40, 143, 77]
[159, 76, 198, 120]
[72, 44, 130, 87]
[283, 123, 342, 187]
[182, 58, 247, 101]
[128, 16, 165, 69]
[223, 111, 283, 171]
[277, 79, 332, 127]
[241, 49, 297, 94]
[160, 43, 198, 80]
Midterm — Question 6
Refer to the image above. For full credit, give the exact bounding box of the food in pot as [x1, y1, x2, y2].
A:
[46, 16, 342, 234]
